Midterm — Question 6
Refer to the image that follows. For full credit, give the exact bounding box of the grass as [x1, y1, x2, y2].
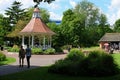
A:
[0, 57, 16, 65]
[112, 53, 120, 67]
[82, 46, 102, 51]
[1, 53, 120, 80]
[1, 66, 120, 80]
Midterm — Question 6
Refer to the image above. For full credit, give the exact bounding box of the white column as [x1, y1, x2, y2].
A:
[43, 36, 46, 49]
[39, 37, 41, 47]
[47, 37, 49, 48]
[29, 36, 31, 46]
[22, 35, 25, 46]
[32, 35, 34, 47]
[50, 36, 52, 48]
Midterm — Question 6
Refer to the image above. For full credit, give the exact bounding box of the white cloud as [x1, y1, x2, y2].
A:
[0, 0, 34, 14]
[107, 0, 120, 25]
[0, 0, 14, 14]
[17, 0, 34, 8]
[107, 13, 116, 25]
[49, 3, 60, 10]
[49, 11, 62, 20]
[69, 0, 77, 8]
[109, 0, 120, 11]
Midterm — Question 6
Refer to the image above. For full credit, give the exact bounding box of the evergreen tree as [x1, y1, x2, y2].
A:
[5, 1, 26, 31]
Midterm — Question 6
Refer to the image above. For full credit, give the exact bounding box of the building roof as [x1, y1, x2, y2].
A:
[19, 8, 55, 36]
[99, 33, 120, 42]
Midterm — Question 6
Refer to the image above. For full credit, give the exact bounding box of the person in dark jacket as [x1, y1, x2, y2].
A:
[19, 46, 25, 67]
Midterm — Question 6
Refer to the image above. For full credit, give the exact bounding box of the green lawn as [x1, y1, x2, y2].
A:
[1, 53, 120, 80]
[82, 46, 102, 51]
[0, 57, 16, 65]
[1, 66, 120, 80]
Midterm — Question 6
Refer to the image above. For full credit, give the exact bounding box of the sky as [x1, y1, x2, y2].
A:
[0, 0, 120, 25]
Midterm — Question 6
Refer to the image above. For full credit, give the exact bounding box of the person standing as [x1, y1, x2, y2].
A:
[19, 46, 25, 67]
[26, 45, 32, 68]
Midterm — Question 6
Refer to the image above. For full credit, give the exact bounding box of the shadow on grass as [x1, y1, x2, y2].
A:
[1, 66, 120, 80]
[0, 64, 39, 76]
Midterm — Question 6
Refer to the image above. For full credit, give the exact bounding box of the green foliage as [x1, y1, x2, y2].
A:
[47, 22, 64, 48]
[61, 45, 70, 50]
[31, 48, 56, 55]
[66, 48, 84, 61]
[78, 50, 119, 76]
[32, 48, 43, 54]
[114, 19, 120, 32]
[48, 59, 75, 75]
[44, 48, 56, 54]
[49, 50, 119, 77]
[54, 47, 63, 52]
[0, 51, 6, 61]
[7, 46, 56, 55]
[58, 0, 112, 47]
[7, 45, 19, 52]
[61, 9, 78, 46]
[0, 14, 10, 43]
[0, 57, 16, 66]
[5, 1, 26, 27]
[40, 8, 50, 23]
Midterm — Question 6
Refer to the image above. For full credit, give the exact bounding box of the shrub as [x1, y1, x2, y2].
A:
[32, 48, 43, 54]
[44, 48, 56, 54]
[7, 45, 19, 52]
[78, 50, 119, 76]
[66, 48, 84, 61]
[49, 59, 71, 74]
[54, 47, 63, 52]
[61, 45, 69, 50]
[49, 48, 85, 75]
[48, 50, 119, 77]
[0, 52, 6, 61]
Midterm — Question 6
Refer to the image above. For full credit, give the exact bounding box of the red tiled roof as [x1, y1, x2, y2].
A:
[19, 8, 55, 35]
[20, 18, 55, 35]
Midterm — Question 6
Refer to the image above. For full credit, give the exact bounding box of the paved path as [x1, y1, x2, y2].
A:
[0, 51, 66, 76]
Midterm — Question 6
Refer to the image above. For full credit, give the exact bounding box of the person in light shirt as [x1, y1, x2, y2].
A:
[26, 45, 32, 68]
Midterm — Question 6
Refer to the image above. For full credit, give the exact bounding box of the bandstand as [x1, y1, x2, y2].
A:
[19, 7, 55, 49]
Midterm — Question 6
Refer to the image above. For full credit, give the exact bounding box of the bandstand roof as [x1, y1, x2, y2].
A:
[19, 8, 55, 36]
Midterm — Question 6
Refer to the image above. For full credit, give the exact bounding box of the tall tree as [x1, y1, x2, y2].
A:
[47, 22, 62, 47]
[60, 9, 85, 46]
[0, 14, 5, 44]
[114, 19, 120, 32]
[98, 14, 112, 36]
[0, 14, 12, 44]
[60, 0, 111, 47]
[5, 1, 26, 30]
[60, 9, 75, 45]
[73, 0, 112, 46]
[74, 0, 100, 27]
